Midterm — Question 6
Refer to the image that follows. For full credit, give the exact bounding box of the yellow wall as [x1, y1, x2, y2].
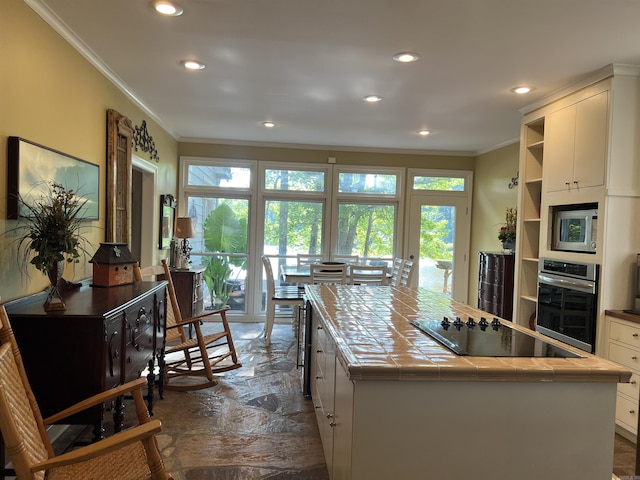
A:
[0, 0, 178, 302]
[0, 0, 520, 305]
[468, 142, 520, 304]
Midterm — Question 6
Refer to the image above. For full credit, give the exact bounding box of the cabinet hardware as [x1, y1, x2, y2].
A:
[315, 404, 321, 409]
[316, 349, 322, 353]
[326, 413, 333, 419]
[633, 333, 638, 337]
[632, 356, 637, 360]
[630, 409, 636, 414]
[329, 421, 336, 427]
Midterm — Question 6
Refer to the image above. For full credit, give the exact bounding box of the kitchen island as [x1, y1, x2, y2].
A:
[305, 285, 631, 480]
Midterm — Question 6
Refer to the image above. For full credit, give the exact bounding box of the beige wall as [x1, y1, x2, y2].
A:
[467, 142, 520, 304]
[0, 0, 178, 302]
[178, 142, 475, 169]
[0, 0, 521, 306]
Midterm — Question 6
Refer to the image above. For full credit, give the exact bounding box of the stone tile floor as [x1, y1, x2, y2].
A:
[152, 322, 329, 480]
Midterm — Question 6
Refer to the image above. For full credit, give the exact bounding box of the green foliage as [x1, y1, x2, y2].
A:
[12, 182, 92, 277]
[419, 205, 453, 261]
[498, 207, 517, 243]
[202, 203, 247, 307]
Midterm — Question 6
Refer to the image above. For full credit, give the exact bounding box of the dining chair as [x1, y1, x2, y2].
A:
[297, 254, 324, 266]
[134, 261, 242, 391]
[390, 257, 404, 286]
[309, 263, 347, 285]
[261, 255, 305, 347]
[348, 264, 387, 285]
[332, 254, 360, 264]
[0, 304, 173, 480]
[398, 259, 415, 287]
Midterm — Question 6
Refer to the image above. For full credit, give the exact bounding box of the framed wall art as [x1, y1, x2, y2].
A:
[7, 136, 100, 220]
[159, 194, 176, 250]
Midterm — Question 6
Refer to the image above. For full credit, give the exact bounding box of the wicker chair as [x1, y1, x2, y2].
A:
[134, 260, 241, 391]
[0, 304, 172, 480]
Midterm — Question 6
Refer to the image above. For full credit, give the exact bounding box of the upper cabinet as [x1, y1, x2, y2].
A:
[544, 91, 608, 193]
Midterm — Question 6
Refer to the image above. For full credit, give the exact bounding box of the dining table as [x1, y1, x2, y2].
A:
[279, 264, 391, 285]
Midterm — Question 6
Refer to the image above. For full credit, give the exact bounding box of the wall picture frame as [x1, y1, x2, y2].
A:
[7, 136, 100, 220]
[159, 194, 176, 250]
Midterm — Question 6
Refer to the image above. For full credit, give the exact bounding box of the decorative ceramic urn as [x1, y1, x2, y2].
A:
[90, 242, 137, 287]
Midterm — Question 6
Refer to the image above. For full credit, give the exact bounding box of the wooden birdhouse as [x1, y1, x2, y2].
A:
[90, 242, 137, 287]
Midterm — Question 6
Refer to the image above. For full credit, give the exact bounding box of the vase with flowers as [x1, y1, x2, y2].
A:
[13, 182, 92, 311]
[498, 207, 517, 253]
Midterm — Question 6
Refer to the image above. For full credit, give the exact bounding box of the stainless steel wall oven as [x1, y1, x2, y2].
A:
[537, 258, 599, 353]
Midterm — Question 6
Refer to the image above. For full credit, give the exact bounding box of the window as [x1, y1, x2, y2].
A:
[181, 158, 254, 313]
[333, 167, 403, 265]
[413, 175, 466, 191]
[261, 166, 329, 262]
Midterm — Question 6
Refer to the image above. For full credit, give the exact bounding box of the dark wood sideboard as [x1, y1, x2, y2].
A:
[3, 280, 167, 440]
[158, 266, 205, 318]
[477, 251, 515, 321]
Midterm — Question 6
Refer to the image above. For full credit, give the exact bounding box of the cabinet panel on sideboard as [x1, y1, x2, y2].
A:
[477, 252, 515, 321]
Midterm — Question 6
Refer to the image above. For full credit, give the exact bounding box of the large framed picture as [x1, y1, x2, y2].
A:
[159, 194, 176, 250]
[7, 136, 100, 220]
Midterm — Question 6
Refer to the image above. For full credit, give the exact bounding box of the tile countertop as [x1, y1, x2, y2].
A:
[305, 285, 632, 384]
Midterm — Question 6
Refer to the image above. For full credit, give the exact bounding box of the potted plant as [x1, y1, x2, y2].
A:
[498, 207, 517, 252]
[201, 203, 247, 309]
[13, 182, 93, 310]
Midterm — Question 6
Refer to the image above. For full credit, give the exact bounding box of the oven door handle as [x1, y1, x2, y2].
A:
[538, 273, 597, 294]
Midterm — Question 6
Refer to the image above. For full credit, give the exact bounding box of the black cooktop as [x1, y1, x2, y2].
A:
[411, 317, 583, 358]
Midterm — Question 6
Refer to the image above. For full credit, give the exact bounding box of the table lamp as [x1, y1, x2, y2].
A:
[175, 217, 196, 269]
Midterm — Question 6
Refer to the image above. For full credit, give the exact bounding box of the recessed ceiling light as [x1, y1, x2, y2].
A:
[180, 59, 205, 70]
[392, 52, 420, 63]
[363, 95, 382, 103]
[511, 85, 535, 94]
[262, 121, 276, 128]
[418, 129, 430, 136]
[150, 1, 183, 16]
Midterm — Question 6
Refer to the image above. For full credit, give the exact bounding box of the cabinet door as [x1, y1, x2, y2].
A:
[573, 91, 608, 189]
[544, 105, 576, 192]
[332, 359, 354, 480]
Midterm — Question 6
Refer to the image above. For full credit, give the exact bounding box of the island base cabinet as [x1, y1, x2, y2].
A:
[330, 380, 616, 480]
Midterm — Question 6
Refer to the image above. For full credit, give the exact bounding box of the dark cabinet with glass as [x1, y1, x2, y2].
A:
[477, 252, 515, 321]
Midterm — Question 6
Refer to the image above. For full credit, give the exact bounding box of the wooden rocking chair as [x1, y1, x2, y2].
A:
[134, 260, 241, 391]
[0, 305, 172, 480]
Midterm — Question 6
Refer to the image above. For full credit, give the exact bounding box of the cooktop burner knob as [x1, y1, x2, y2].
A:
[441, 316, 450, 327]
[491, 317, 501, 327]
[466, 317, 476, 328]
[478, 317, 489, 328]
[453, 317, 464, 329]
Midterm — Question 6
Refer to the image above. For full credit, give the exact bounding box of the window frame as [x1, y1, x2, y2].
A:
[331, 165, 404, 264]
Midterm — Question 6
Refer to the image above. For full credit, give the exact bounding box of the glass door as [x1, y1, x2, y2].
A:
[406, 171, 471, 302]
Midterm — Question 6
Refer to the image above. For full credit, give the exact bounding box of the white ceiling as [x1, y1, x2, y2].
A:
[28, 0, 640, 155]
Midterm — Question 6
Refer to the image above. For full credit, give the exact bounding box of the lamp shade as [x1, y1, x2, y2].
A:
[175, 217, 196, 238]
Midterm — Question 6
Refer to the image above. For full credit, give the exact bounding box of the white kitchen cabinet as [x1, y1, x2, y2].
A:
[544, 90, 608, 193]
[606, 314, 640, 437]
[310, 312, 355, 480]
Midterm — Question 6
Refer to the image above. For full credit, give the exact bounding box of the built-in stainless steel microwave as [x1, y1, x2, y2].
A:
[552, 205, 598, 254]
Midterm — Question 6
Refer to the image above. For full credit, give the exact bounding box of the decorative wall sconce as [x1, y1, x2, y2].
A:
[132, 120, 160, 162]
[508, 171, 519, 189]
